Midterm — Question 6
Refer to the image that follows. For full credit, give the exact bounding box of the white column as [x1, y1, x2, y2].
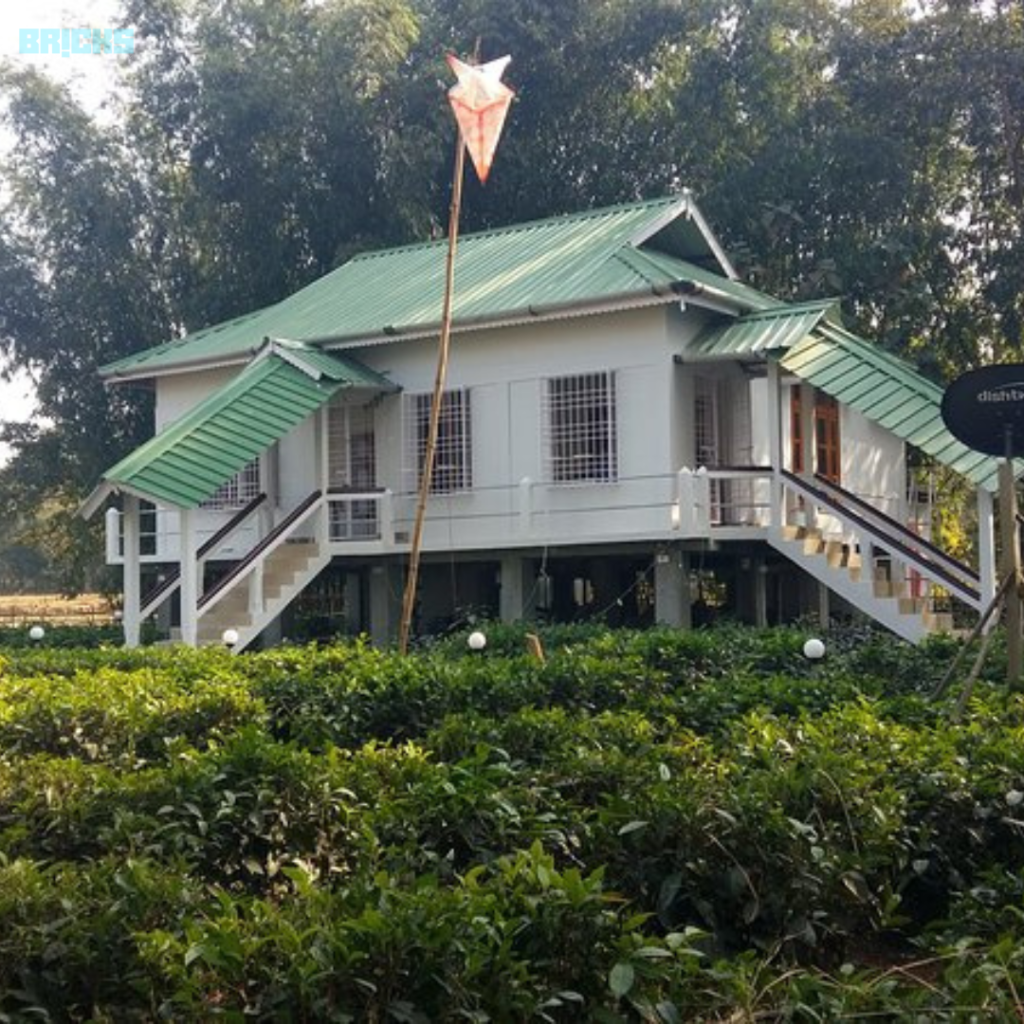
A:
[978, 486, 997, 615]
[317, 405, 330, 491]
[766, 361, 783, 529]
[122, 495, 141, 648]
[105, 507, 121, 564]
[179, 508, 199, 646]
[799, 382, 817, 531]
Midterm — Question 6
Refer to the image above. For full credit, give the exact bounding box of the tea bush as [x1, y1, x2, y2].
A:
[1, 624, 1023, 1019]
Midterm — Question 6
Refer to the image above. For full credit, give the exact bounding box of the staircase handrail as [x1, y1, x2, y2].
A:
[781, 470, 980, 607]
[139, 493, 268, 618]
[198, 490, 323, 614]
[810, 474, 980, 587]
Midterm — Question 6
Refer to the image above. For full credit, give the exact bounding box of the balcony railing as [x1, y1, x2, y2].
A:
[328, 490, 387, 542]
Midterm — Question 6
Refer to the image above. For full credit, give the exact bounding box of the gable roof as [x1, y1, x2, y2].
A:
[81, 342, 396, 515]
[684, 302, 1004, 490]
[101, 193, 775, 382]
[686, 299, 842, 360]
[781, 325, 1003, 489]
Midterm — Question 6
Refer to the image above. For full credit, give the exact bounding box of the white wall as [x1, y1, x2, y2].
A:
[779, 380, 906, 516]
[842, 408, 906, 518]
[351, 306, 698, 493]
[155, 366, 237, 430]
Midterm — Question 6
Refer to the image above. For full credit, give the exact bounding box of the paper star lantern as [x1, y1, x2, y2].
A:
[446, 54, 514, 183]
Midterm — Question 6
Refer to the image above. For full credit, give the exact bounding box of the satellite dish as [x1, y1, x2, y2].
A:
[941, 365, 1024, 458]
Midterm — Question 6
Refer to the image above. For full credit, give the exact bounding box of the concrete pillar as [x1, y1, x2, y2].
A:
[654, 545, 692, 629]
[122, 495, 141, 648]
[499, 554, 535, 623]
[344, 572, 362, 635]
[817, 582, 831, 628]
[369, 562, 403, 646]
[754, 555, 769, 628]
[179, 508, 199, 646]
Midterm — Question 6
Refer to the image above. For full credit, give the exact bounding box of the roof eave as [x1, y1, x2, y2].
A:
[100, 285, 717, 383]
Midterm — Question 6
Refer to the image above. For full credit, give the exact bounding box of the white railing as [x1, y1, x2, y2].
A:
[778, 469, 982, 614]
[327, 490, 391, 543]
[107, 468, 787, 566]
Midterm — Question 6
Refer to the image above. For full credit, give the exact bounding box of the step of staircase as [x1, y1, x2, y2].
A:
[768, 526, 937, 644]
[196, 541, 330, 651]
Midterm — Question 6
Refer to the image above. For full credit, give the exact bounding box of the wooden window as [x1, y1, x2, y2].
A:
[544, 372, 617, 483]
[791, 386, 841, 484]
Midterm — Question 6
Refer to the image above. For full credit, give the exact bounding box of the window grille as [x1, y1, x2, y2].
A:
[200, 458, 261, 510]
[544, 372, 617, 483]
[405, 389, 472, 493]
[329, 402, 376, 490]
[694, 376, 723, 523]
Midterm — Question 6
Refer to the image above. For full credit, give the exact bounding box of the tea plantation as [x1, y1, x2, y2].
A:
[2, 624, 1024, 1020]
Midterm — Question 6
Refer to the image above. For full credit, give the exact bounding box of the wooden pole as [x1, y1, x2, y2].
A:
[398, 132, 466, 654]
[1000, 428, 1022, 688]
[932, 570, 1015, 700]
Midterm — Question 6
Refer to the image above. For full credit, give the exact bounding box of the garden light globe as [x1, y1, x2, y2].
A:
[803, 637, 826, 660]
[222, 628, 240, 648]
[467, 630, 487, 651]
[28, 625, 45, 642]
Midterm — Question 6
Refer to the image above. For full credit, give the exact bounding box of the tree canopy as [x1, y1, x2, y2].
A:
[0, 0, 1021, 588]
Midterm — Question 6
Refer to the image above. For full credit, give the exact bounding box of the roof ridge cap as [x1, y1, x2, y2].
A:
[349, 194, 685, 264]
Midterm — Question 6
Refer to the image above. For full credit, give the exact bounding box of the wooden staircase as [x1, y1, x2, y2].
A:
[770, 471, 984, 644]
[771, 525, 954, 643]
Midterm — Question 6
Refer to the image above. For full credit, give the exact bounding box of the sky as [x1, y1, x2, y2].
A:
[0, 0, 126, 462]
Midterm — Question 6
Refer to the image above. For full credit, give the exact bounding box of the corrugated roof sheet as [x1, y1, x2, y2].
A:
[84, 346, 394, 511]
[781, 324, 1002, 489]
[102, 195, 776, 380]
[687, 299, 840, 360]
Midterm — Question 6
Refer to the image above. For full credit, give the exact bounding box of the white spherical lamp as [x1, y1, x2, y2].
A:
[221, 628, 240, 648]
[28, 625, 45, 642]
[803, 637, 826, 661]
[467, 630, 487, 652]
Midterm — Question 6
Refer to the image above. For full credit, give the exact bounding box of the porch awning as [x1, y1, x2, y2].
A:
[781, 324, 1004, 490]
[80, 339, 397, 516]
[686, 299, 841, 361]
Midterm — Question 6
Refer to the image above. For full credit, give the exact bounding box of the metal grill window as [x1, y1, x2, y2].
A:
[406, 389, 472, 493]
[544, 372, 617, 483]
[200, 458, 260, 510]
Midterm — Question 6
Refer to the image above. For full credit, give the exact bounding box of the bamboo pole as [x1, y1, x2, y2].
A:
[398, 132, 466, 654]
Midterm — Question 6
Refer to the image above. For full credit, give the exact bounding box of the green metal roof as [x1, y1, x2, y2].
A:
[686, 299, 841, 360]
[781, 324, 1002, 489]
[102, 194, 776, 381]
[82, 343, 395, 513]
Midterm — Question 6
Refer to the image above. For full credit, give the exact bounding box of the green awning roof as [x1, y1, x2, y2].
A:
[686, 299, 841, 360]
[781, 325, 1003, 490]
[100, 194, 777, 381]
[81, 341, 396, 515]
